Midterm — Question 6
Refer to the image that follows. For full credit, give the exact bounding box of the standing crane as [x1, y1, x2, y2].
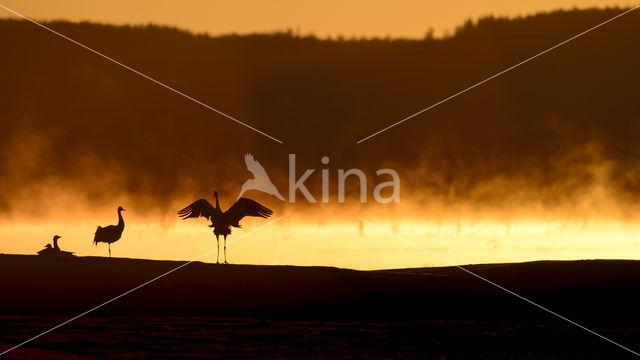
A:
[93, 206, 126, 257]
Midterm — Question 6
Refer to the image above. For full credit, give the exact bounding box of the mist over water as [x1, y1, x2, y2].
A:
[1, 8, 640, 267]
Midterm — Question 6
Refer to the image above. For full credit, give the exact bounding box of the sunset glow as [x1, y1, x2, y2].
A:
[4, 204, 640, 269]
[3, 1, 640, 357]
[0, 0, 635, 39]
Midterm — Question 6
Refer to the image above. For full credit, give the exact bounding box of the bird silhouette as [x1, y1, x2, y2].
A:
[37, 235, 74, 256]
[177, 191, 272, 263]
[93, 206, 126, 257]
[238, 153, 285, 201]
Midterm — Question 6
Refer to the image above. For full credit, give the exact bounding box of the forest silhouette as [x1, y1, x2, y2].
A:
[1, 7, 639, 212]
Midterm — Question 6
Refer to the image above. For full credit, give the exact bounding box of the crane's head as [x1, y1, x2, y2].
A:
[53, 235, 61, 241]
[44, 244, 52, 249]
[118, 206, 126, 212]
[214, 191, 218, 198]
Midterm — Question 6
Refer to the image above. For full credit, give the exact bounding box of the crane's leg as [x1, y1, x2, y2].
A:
[108, 243, 111, 258]
[215, 235, 220, 264]
[224, 235, 228, 264]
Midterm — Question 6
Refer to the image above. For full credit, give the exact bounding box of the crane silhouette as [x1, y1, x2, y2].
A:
[238, 153, 285, 201]
[177, 191, 272, 263]
[37, 235, 74, 256]
[93, 206, 126, 257]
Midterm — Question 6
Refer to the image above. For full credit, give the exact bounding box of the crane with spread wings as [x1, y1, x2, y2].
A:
[177, 191, 272, 263]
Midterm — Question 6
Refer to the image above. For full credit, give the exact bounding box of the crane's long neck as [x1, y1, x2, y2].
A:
[215, 193, 220, 210]
[117, 209, 125, 229]
[53, 237, 59, 250]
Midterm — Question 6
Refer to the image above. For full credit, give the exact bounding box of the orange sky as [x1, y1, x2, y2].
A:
[0, 0, 634, 38]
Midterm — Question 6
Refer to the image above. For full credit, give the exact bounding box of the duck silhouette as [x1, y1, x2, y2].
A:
[37, 235, 74, 257]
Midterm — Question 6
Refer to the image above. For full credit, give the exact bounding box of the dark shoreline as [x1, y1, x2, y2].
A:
[3, 255, 640, 358]
[2, 254, 640, 321]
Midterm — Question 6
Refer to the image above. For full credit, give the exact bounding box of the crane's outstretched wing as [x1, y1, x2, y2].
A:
[226, 197, 273, 226]
[177, 199, 216, 220]
[245, 153, 269, 179]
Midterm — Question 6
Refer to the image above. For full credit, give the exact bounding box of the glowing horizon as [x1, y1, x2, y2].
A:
[3, 199, 640, 270]
[0, 0, 635, 39]
[4, 216, 640, 270]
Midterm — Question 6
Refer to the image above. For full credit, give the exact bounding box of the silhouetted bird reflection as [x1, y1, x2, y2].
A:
[93, 206, 126, 257]
[37, 235, 74, 256]
[178, 191, 272, 263]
